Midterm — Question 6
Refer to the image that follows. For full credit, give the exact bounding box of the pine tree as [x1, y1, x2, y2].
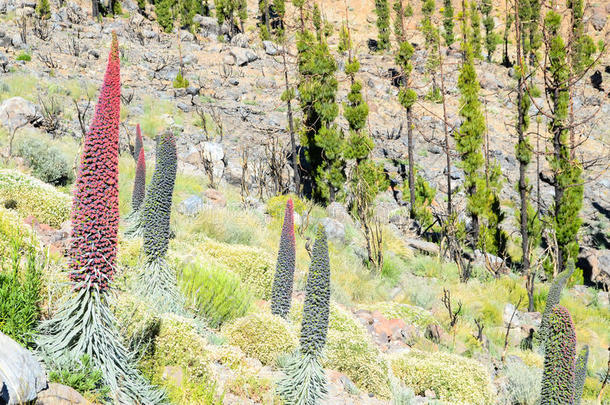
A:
[480, 0, 498, 61]
[38, 34, 164, 403]
[540, 306, 576, 405]
[297, 29, 341, 203]
[527, 0, 541, 66]
[545, 9, 583, 273]
[277, 227, 331, 404]
[216, 0, 248, 36]
[270, 199, 296, 318]
[568, 0, 596, 76]
[456, 22, 486, 249]
[36, 0, 51, 19]
[470, 1, 482, 59]
[343, 13, 387, 271]
[501, 2, 514, 67]
[442, 0, 455, 46]
[421, 0, 441, 100]
[375, 0, 391, 51]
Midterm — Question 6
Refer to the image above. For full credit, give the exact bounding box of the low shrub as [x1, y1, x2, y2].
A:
[359, 301, 438, 329]
[139, 313, 223, 404]
[46, 353, 110, 403]
[16, 52, 31, 61]
[501, 357, 542, 405]
[265, 194, 307, 219]
[0, 169, 71, 227]
[0, 206, 37, 258]
[198, 238, 275, 299]
[391, 349, 496, 404]
[179, 258, 253, 328]
[221, 312, 298, 365]
[15, 137, 74, 186]
[189, 208, 259, 245]
[290, 302, 391, 398]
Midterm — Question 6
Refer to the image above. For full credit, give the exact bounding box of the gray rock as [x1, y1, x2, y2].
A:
[0, 52, 8, 72]
[228, 77, 239, 86]
[185, 86, 199, 96]
[262, 40, 279, 55]
[326, 202, 353, 226]
[142, 29, 158, 40]
[178, 194, 206, 217]
[0, 332, 47, 405]
[180, 30, 194, 42]
[230, 33, 249, 48]
[230, 47, 258, 66]
[182, 54, 196, 65]
[10, 33, 23, 48]
[479, 71, 503, 91]
[255, 77, 276, 89]
[443, 165, 464, 181]
[88, 49, 100, 59]
[201, 141, 225, 181]
[198, 15, 220, 37]
[36, 383, 91, 405]
[0, 97, 41, 129]
[590, 10, 607, 31]
[320, 217, 346, 243]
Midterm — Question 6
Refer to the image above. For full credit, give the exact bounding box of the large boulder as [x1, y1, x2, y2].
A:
[36, 383, 91, 405]
[590, 7, 607, 31]
[196, 15, 220, 37]
[201, 141, 225, 181]
[229, 47, 258, 66]
[230, 33, 249, 48]
[0, 332, 47, 405]
[320, 217, 346, 243]
[0, 97, 41, 129]
[578, 248, 610, 288]
[326, 202, 353, 226]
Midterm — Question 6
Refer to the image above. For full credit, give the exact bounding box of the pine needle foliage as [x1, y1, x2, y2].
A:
[271, 199, 297, 319]
[442, 0, 455, 46]
[540, 306, 576, 405]
[374, 0, 391, 51]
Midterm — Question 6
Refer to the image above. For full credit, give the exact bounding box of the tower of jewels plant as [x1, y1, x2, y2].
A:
[136, 129, 179, 309]
[131, 124, 146, 213]
[271, 199, 296, 319]
[37, 33, 164, 404]
[277, 226, 331, 405]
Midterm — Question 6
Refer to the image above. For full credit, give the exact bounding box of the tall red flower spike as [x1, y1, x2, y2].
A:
[134, 124, 143, 162]
[69, 32, 121, 291]
[132, 139, 146, 211]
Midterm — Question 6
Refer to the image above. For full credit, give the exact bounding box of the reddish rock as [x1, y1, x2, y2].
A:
[204, 188, 226, 207]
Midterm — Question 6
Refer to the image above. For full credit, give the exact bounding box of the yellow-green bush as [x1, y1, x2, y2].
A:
[290, 302, 391, 398]
[359, 301, 438, 329]
[0, 169, 71, 227]
[391, 349, 496, 404]
[138, 313, 223, 403]
[0, 206, 37, 257]
[198, 238, 275, 299]
[221, 312, 298, 365]
[265, 194, 307, 218]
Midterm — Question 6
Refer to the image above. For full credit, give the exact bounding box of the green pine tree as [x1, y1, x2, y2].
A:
[456, 22, 486, 249]
[421, 0, 441, 100]
[36, 0, 51, 19]
[480, 0, 498, 61]
[568, 0, 596, 75]
[216, 0, 248, 36]
[470, 1, 482, 59]
[375, 0, 391, 51]
[545, 9, 584, 273]
[442, 0, 455, 46]
[297, 30, 342, 203]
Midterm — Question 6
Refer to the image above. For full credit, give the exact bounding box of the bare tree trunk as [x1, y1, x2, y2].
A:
[92, 0, 99, 18]
[407, 105, 416, 219]
[283, 50, 300, 195]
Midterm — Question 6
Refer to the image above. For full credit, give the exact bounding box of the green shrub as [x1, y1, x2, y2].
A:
[179, 258, 253, 328]
[290, 303, 391, 398]
[46, 353, 110, 403]
[502, 357, 542, 405]
[199, 238, 275, 299]
[0, 237, 43, 346]
[15, 137, 74, 186]
[391, 349, 496, 404]
[36, 0, 51, 18]
[173, 70, 189, 89]
[189, 208, 258, 245]
[0, 169, 71, 227]
[139, 313, 223, 403]
[222, 312, 298, 365]
[266, 194, 307, 219]
[0, 206, 37, 258]
[16, 52, 32, 61]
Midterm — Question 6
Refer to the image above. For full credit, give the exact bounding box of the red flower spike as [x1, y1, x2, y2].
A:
[69, 33, 121, 290]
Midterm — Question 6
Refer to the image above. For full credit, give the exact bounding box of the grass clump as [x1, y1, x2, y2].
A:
[16, 52, 32, 61]
[180, 259, 253, 328]
[359, 301, 439, 329]
[0, 229, 43, 346]
[0, 169, 71, 227]
[221, 311, 298, 365]
[391, 349, 496, 404]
